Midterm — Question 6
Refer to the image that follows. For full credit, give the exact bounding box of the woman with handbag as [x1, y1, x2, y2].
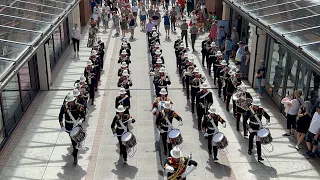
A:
[295, 101, 312, 150]
[255, 60, 266, 97]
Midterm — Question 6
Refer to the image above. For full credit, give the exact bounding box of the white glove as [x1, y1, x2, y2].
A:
[160, 129, 165, 133]
[179, 121, 183, 126]
[61, 126, 66, 132]
[152, 107, 157, 114]
[165, 166, 174, 173]
[78, 120, 83, 126]
[181, 172, 188, 178]
[113, 133, 118, 137]
[249, 128, 253, 133]
[204, 133, 208, 137]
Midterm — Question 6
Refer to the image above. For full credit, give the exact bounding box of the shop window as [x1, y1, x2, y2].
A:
[0, 107, 3, 132]
[19, 63, 31, 98]
[308, 72, 320, 112]
[2, 75, 21, 120]
[53, 27, 61, 56]
[265, 39, 287, 103]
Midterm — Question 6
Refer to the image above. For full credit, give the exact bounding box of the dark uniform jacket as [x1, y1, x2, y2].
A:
[245, 107, 270, 131]
[156, 110, 182, 131]
[196, 91, 213, 110]
[84, 67, 97, 85]
[117, 77, 133, 91]
[119, 48, 131, 57]
[118, 57, 131, 65]
[115, 95, 130, 109]
[59, 103, 85, 131]
[111, 114, 135, 135]
[202, 114, 226, 134]
[117, 68, 131, 77]
[154, 75, 171, 89]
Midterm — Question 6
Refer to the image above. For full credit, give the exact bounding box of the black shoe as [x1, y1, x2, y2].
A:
[74, 157, 78, 165]
[258, 157, 264, 161]
[208, 151, 212, 155]
[248, 150, 252, 155]
[226, 109, 229, 112]
[282, 133, 290, 137]
[123, 158, 127, 163]
[236, 128, 239, 131]
[191, 110, 194, 113]
[164, 151, 167, 155]
[213, 157, 218, 161]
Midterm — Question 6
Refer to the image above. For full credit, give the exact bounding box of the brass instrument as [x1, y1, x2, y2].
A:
[233, 90, 252, 110]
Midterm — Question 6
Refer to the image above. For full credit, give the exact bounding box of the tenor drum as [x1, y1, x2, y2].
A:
[257, 128, 273, 145]
[121, 132, 137, 148]
[168, 129, 183, 145]
[212, 132, 228, 149]
[70, 126, 86, 143]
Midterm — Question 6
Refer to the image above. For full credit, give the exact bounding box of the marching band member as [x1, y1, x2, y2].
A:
[111, 105, 136, 163]
[235, 85, 252, 136]
[183, 60, 195, 99]
[245, 99, 270, 161]
[92, 41, 104, 70]
[155, 67, 171, 97]
[164, 146, 198, 179]
[213, 50, 223, 84]
[225, 67, 241, 112]
[190, 68, 206, 113]
[74, 75, 89, 102]
[177, 43, 186, 73]
[207, 42, 217, 77]
[119, 42, 131, 57]
[117, 70, 133, 97]
[118, 61, 130, 77]
[156, 101, 183, 155]
[180, 53, 189, 77]
[152, 88, 173, 116]
[202, 105, 226, 160]
[196, 83, 213, 130]
[118, 50, 131, 67]
[152, 51, 165, 65]
[174, 36, 183, 68]
[115, 88, 131, 114]
[174, 35, 182, 49]
[59, 93, 85, 164]
[151, 42, 162, 56]
[216, 60, 228, 98]
[122, 36, 131, 49]
[201, 37, 210, 67]
[84, 61, 97, 105]
[73, 88, 88, 119]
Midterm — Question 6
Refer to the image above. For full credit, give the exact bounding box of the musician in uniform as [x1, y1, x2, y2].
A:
[184, 60, 195, 99]
[195, 83, 213, 130]
[59, 93, 85, 164]
[74, 75, 89, 102]
[216, 60, 228, 98]
[115, 88, 131, 114]
[154, 67, 171, 97]
[164, 146, 197, 179]
[111, 105, 136, 163]
[73, 88, 88, 119]
[119, 42, 131, 57]
[122, 36, 131, 49]
[152, 88, 173, 116]
[90, 50, 101, 83]
[202, 105, 226, 160]
[118, 50, 131, 67]
[213, 50, 223, 85]
[245, 99, 270, 161]
[201, 37, 210, 67]
[177, 43, 187, 74]
[190, 68, 205, 113]
[156, 101, 183, 155]
[225, 67, 241, 112]
[207, 42, 217, 77]
[152, 51, 165, 66]
[118, 61, 130, 77]
[235, 85, 252, 135]
[117, 70, 133, 97]
[92, 41, 104, 70]
[84, 61, 97, 105]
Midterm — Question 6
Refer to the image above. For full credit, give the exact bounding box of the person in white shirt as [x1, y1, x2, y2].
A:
[283, 90, 303, 136]
[304, 103, 320, 158]
[105, 4, 111, 19]
[71, 23, 81, 57]
[131, 2, 139, 25]
[93, 4, 101, 28]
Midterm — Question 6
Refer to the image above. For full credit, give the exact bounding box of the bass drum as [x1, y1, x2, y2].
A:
[121, 132, 137, 148]
[257, 128, 273, 145]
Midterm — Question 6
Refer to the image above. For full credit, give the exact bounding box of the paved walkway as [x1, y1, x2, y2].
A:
[0, 9, 319, 180]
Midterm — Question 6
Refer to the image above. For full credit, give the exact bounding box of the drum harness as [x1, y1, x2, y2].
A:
[200, 92, 210, 114]
[205, 117, 228, 153]
[249, 107, 274, 152]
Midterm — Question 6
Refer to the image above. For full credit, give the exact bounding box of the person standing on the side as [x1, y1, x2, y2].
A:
[163, 11, 170, 39]
[283, 90, 303, 137]
[180, 19, 188, 48]
[170, 6, 177, 32]
[190, 23, 198, 52]
[304, 103, 320, 158]
[71, 23, 81, 57]
[255, 60, 266, 97]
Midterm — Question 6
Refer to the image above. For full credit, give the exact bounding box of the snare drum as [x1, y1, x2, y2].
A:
[121, 132, 137, 148]
[168, 129, 183, 145]
[212, 132, 228, 149]
[257, 128, 273, 145]
[70, 126, 86, 143]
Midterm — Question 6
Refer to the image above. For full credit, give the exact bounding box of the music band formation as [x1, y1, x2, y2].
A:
[57, 17, 274, 180]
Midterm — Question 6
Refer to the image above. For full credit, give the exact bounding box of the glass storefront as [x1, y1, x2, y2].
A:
[49, 19, 70, 70]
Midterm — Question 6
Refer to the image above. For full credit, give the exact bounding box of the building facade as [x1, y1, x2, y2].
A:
[222, 0, 320, 114]
[0, 0, 83, 148]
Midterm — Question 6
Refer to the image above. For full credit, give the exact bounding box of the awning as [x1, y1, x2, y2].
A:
[0, 0, 78, 81]
[225, 0, 320, 63]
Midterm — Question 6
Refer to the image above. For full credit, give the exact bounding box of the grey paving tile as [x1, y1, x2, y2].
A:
[42, 165, 87, 180]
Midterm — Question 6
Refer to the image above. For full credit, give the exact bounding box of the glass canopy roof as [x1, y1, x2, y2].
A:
[0, 0, 75, 79]
[226, 0, 320, 62]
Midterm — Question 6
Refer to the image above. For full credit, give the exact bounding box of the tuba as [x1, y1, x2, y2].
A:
[234, 90, 252, 110]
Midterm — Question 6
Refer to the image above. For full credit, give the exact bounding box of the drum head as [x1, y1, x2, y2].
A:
[258, 128, 269, 138]
[168, 129, 180, 138]
[70, 127, 80, 137]
[121, 132, 132, 142]
[212, 133, 224, 142]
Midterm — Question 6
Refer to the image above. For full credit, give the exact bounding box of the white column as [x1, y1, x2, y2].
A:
[222, 2, 230, 20]
[248, 26, 267, 88]
[36, 44, 51, 90]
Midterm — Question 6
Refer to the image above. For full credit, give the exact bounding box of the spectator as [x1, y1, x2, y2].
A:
[255, 60, 266, 97]
[224, 35, 233, 64]
[209, 21, 217, 42]
[163, 11, 170, 39]
[231, 27, 239, 58]
[295, 101, 312, 150]
[91, 0, 96, 13]
[71, 23, 81, 57]
[190, 23, 198, 52]
[283, 90, 303, 136]
[180, 19, 188, 47]
[235, 41, 245, 65]
[128, 13, 136, 39]
[217, 26, 226, 50]
[304, 103, 320, 158]
[240, 45, 250, 80]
